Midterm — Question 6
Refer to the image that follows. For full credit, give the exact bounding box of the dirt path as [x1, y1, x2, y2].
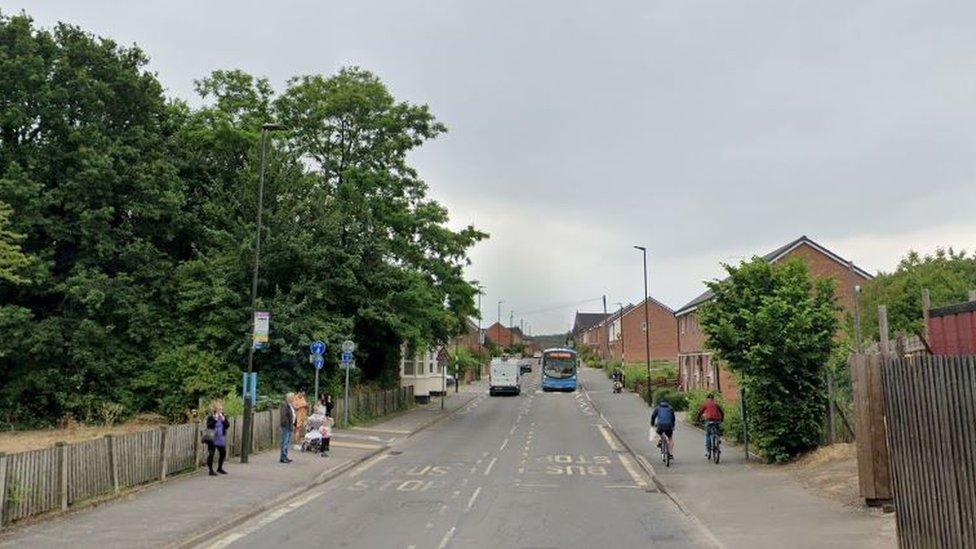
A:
[0, 416, 167, 454]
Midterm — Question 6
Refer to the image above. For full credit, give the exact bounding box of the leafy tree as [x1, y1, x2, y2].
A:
[0, 201, 30, 284]
[859, 248, 976, 342]
[699, 258, 838, 463]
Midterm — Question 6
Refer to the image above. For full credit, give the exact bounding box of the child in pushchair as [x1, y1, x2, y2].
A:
[301, 404, 333, 456]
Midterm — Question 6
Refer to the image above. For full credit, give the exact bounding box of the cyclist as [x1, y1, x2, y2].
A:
[696, 393, 725, 458]
[611, 368, 624, 392]
[650, 399, 676, 459]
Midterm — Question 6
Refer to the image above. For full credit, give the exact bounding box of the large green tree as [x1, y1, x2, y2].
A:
[0, 13, 189, 424]
[698, 258, 838, 463]
[859, 248, 976, 342]
[0, 12, 484, 425]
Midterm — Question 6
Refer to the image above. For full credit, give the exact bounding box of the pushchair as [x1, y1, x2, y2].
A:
[301, 411, 332, 455]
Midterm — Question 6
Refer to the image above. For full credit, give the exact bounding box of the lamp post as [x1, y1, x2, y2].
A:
[241, 122, 287, 464]
[634, 246, 652, 405]
[497, 300, 504, 348]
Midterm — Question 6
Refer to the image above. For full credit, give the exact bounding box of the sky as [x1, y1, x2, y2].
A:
[6, 0, 976, 333]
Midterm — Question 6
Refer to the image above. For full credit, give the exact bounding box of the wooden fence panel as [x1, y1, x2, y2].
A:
[852, 353, 892, 502]
[2, 447, 60, 523]
[67, 438, 112, 504]
[166, 424, 196, 475]
[881, 355, 976, 548]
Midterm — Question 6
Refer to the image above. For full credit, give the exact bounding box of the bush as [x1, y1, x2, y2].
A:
[652, 387, 688, 411]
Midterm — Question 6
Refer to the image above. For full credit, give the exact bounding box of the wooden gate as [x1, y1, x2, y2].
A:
[851, 353, 892, 504]
[881, 355, 976, 548]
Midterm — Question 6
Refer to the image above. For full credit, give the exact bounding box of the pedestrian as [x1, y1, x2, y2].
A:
[280, 392, 297, 463]
[294, 391, 309, 440]
[203, 400, 230, 476]
[322, 394, 335, 418]
[313, 403, 332, 457]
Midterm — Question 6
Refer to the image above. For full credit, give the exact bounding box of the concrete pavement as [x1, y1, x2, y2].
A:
[192, 366, 714, 549]
[579, 365, 897, 549]
[0, 389, 482, 549]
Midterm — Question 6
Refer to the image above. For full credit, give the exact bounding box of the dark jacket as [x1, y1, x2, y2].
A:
[206, 414, 230, 431]
[651, 402, 676, 428]
[280, 402, 296, 429]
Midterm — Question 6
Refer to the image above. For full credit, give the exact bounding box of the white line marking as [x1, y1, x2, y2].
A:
[330, 440, 384, 450]
[597, 425, 624, 452]
[425, 522, 434, 529]
[438, 504, 449, 515]
[483, 457, 497, 476]
[466, 486, 482, 511]
[349, 453, 389, 478]
[202, 489, 324, 548]
[437, 527, 456, 549]
[351, 426, 411, 435]
[618, 453, 648, 488]
[499, 438, 509, 451]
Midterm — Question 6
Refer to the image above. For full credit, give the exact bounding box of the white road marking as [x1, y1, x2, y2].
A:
[466, 486, 482, 511]
[352, 426, 411, 435]
[201, 489, 325, 548]
[437, 527, 456, 549]
[330, 440, 384, 450]
[349, 453, 389, 478]
[483, 457, 497, 476]
[425, 522, 434, 529]
[438, 504, 449, 515]
[499, 438, 509, 451]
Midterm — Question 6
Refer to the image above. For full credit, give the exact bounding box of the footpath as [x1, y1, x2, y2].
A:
[0, 385, 482, 549]
[580, 366, 896, 549]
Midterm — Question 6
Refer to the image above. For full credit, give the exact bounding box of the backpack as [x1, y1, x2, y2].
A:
[654, 405, 676, 427]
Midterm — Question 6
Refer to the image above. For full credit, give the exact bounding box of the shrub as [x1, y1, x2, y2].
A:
[652, 387, 688, 411]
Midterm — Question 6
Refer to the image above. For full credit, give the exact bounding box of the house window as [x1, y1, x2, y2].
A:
[403, 348, 416, 376]
[642, 321, 648, 333]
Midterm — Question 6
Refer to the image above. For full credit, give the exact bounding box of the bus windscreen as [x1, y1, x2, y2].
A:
[544, 354, 576, 379]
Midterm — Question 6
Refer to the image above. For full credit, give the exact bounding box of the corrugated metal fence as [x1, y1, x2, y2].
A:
[0, 386, 413, 528]
[881, 355, 976, 548]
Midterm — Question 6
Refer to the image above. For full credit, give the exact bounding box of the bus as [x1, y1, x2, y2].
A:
[541, 348, 578, 391]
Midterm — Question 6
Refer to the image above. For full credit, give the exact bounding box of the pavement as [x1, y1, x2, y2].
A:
[578, 365, 897, 549]
[0, 388, 481, 549]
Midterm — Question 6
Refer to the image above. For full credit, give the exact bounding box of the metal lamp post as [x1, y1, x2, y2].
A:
[634, 246, 652, 405]
[615, 302, 625, 363]
[241, 122, 287, 464]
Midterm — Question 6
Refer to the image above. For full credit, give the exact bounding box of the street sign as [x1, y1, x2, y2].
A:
[341, 351, 353, 364]
[313, 355, 324, 370]
[342, 340, 356, 353]
[253, 311, 270, 349]
[310, 341, 326, 355]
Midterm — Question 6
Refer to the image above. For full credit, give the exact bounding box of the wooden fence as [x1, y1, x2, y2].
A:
[852, 353, 893, 504]
[0, 385, 413, 528]
[881, 355, 976, 548]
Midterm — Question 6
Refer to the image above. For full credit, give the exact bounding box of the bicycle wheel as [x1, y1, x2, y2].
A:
[714, 438, 721, 464]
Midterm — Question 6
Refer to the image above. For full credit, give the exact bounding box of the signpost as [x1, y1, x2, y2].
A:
[437, 348, 451, 411]
[252, 312, 270, 349]
[341, 340, 355, 428]
[309, 341, 326, 403]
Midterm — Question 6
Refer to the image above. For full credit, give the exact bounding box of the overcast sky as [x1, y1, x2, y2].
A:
[8, 1, 976, 333]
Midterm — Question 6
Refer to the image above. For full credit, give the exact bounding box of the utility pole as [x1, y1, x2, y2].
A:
[242, 122, 286, 464]
[602, 295, 610, 362]
[616, 302, 626, 363]
[634, 246, 651, 404]
[848, 261, 863, 352]
[497, 300, 503, 349]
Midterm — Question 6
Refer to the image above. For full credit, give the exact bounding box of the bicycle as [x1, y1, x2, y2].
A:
[658, 430, 672, 467]
[705, 421, 722, 464]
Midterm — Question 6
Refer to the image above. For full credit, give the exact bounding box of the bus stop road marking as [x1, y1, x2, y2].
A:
[597, 424, 624, 452]
[330, 441, 385, 450]
[617, 453, 649, 489]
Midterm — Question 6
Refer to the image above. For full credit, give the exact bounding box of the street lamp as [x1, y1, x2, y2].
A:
[634, 246, 652, 405]
[497, 300, 504, 348]
[242, 122, 287, 464]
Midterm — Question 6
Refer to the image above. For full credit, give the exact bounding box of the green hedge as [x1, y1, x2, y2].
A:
[652, 387, 688, 411]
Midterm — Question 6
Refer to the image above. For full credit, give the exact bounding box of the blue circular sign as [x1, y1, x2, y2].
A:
[310, 341, 326, 355]
[313, 355, 325, 370]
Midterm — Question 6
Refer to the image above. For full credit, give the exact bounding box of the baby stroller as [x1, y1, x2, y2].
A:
[301, 411, 332, 456]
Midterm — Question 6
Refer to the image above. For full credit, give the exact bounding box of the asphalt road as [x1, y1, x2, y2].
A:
[197, 364, 712, 549]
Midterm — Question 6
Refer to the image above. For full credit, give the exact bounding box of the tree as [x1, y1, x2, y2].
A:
[0, 201, 30, 284]
[698, 258, 838, 463]
[859, 248, 976, 342]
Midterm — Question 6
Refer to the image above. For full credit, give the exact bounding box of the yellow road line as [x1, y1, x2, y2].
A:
[597, 424, 624, 452]
[351, 426, 411, 435]
[617, 453, 648, 488]
[348, 452, 389, 478]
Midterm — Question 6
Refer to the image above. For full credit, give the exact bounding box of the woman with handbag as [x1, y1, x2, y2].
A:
[203, 400, 230, 476]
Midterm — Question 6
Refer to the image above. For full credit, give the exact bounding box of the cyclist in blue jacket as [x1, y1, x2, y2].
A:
[651, 400, 677, 458]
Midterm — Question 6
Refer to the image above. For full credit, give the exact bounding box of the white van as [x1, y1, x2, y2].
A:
[489, 358, 521, 396]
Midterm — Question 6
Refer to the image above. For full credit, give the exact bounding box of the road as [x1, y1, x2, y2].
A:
[196, 365, 713, 549]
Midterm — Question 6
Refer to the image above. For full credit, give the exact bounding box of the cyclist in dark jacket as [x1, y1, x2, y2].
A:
[651, 400, 677, 458]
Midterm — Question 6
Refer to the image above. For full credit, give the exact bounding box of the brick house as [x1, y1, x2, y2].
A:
[485, 322, 522, 348]
[606, 298, 679, 364]
[572, 312, 605, 351]
[675, 235, 873, 401]
[451, 318, 484, 354]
